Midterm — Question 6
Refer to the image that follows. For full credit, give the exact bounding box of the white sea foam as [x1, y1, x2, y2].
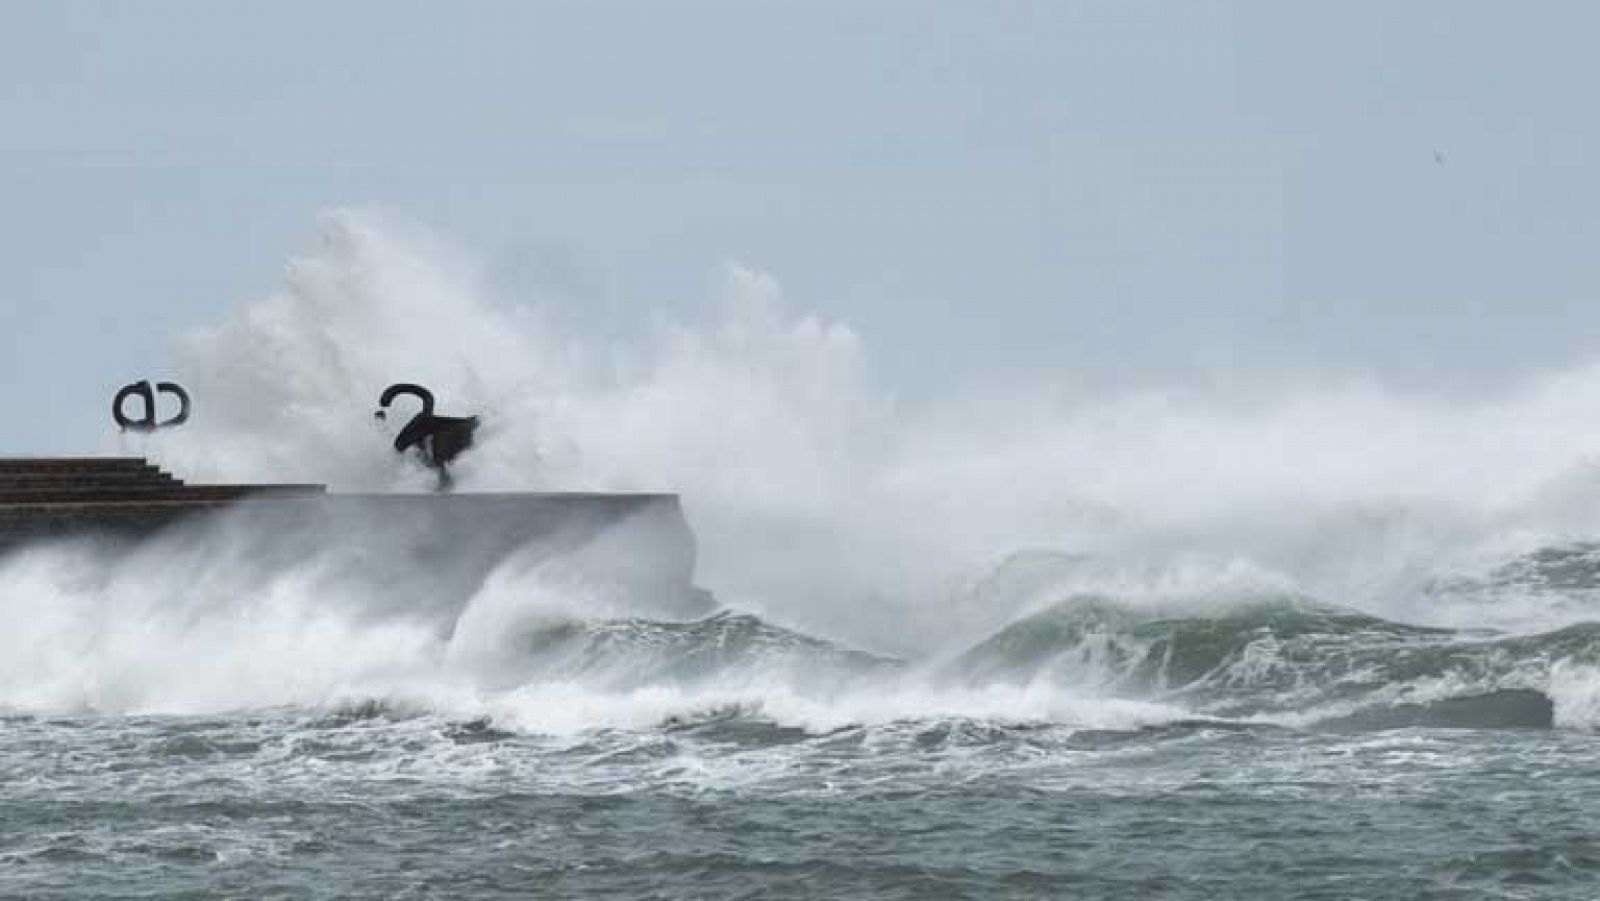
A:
[1547, 660, 1600, 729]
[0, 532, 1198, 733]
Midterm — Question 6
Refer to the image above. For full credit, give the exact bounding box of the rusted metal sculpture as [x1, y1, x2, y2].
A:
[376, 383, 479, 490]
[113, 380, 191, 432]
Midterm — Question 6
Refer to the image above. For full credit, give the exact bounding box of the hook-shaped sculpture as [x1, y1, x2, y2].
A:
[113, 380, 191, 432]
[376, 383, 479, 490]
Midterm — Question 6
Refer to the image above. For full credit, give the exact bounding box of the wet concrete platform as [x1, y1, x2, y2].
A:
[0, 457, 326, 545]
[0, 457, 711, 621]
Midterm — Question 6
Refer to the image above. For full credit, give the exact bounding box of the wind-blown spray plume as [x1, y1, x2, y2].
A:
[10, 208, 1598, 731]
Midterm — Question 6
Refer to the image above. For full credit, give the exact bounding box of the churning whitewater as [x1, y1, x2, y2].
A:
[7, 213, 1600, 898]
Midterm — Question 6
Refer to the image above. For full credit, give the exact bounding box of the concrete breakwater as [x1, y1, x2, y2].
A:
[0, 457, 325, 544]
[0, 457, 711, 625]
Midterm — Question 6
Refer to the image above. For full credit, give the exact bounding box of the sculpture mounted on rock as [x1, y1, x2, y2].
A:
[113, 380, 191, 432]
[375, 383, 479, 490]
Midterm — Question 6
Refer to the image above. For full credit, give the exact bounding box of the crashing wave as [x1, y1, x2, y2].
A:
[493, 610, 901, 690]
[948, 592, 1600, 729]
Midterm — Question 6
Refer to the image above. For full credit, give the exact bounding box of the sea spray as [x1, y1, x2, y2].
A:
[5, 210, 1600, 734]
[98, 210, 1600, 657]
[7, 514, 1600, 736]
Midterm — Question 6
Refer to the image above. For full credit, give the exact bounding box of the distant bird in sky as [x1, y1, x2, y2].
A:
[1433, 150, 1446, 166]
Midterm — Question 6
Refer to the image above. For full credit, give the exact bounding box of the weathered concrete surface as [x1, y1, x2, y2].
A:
[0, 458, 711, 625]
[0, 457, 324, 547]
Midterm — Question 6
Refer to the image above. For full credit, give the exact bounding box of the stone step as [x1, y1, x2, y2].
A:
[0, 498, 239, 518]
[0, 484, 326, 504]
[0, 470, 181, 487]
[0, 457, 156, 474]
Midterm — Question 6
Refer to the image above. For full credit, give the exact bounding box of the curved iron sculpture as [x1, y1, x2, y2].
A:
[376, 383, 479, 489]
[113, 380, 191, 432]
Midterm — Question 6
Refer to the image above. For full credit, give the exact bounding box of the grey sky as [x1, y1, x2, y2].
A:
[3, 1, 1598, 453]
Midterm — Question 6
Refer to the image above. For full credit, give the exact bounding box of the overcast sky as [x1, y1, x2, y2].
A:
[3, 1, 1598, 453]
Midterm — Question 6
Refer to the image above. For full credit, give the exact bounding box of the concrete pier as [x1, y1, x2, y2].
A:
[0, 457, 325, 546]
[0, 458, 711, 623]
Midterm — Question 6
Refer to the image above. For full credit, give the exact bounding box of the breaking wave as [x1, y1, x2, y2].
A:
[950, 591, 1600, 729]
[8, 524, 1600, 734]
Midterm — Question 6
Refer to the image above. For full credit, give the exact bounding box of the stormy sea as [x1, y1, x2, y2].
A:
[7, 214, 1600, 899]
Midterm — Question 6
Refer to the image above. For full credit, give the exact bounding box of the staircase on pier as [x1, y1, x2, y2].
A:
[0, 457, 325, 547]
